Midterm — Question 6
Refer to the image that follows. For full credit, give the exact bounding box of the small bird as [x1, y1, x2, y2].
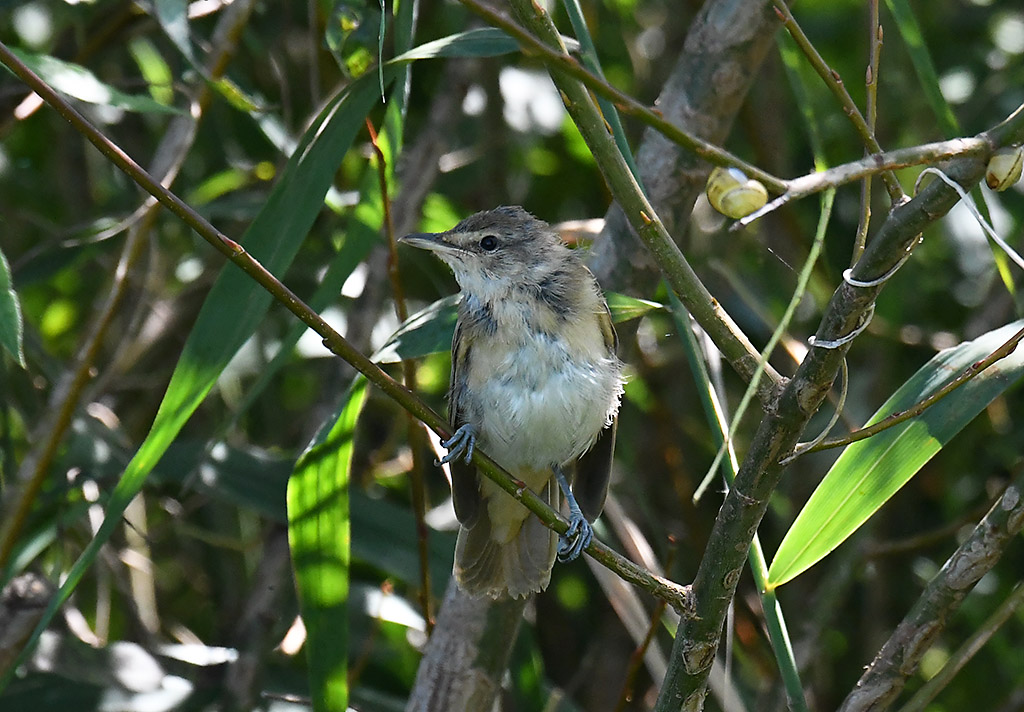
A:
[401, 206, 624, 599]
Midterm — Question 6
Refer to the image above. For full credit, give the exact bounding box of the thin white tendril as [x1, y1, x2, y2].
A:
[843, 249, 914, 288]
[842, 167, 1024, 289]
[808, 304, 876, 350]
[915, 167, 1024, 272]
[780, 358, 849, 465]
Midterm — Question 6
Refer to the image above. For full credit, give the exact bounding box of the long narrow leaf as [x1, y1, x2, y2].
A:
[373, 292, 663, 364]
[0, 246, 24, 367]
[288, 378, 368, 712]
[0, 72, 389, 690]
[885, 0, 1013, 293]
[768, 319, 1024, 588]
[6, 49, 180, 114]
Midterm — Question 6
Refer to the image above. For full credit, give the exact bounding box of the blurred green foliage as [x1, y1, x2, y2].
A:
[0, 0, 1023, 711]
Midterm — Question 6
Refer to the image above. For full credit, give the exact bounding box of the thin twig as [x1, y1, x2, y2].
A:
[806, 324, 1024, 453]
[459, 0, 788, 194]
[367, 119, 434, 632]
[733, 137, 991, 228]
[773, 0, 905, 203]
[0, 39, 692, 614]
[852, 2, 883, 263]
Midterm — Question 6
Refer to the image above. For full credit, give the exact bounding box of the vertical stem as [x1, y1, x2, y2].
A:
[367, 120, 434, 632]
[853, 1, 883, 263]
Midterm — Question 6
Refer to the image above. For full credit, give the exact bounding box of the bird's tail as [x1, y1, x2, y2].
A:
[454, 481, 557, 599]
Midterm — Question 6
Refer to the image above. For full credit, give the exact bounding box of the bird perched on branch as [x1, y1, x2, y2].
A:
[401, 206, 623, 598]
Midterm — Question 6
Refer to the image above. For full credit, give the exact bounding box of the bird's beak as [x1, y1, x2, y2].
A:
[399, 232, 464, 257]
[399, 232, 455, 253]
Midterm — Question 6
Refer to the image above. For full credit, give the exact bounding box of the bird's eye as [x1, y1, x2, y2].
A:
[479, 235, 498, 251]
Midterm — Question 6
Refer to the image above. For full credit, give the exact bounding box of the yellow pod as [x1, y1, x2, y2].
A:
[706, 166, 769, 219]
[986, 146, 1023, 192]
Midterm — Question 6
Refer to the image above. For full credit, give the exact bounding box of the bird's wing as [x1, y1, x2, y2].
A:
[448, 318, 481, 526]
[574, 301, 618, 522]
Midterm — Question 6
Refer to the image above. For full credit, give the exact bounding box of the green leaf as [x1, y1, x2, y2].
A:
[0, 246, 25, 367]
[884, 0, 959, 137]
[767, 320, 1024, 588]
[372, 294, 460, 364]
[393, 28, 523, 61]
[350, 491, 455, 587]
[7, 49, 181, 114]
[605, 292, 664, 323]
[288, 379, 367, 712]
[0, 70, 392, 693]
[153, 0, 198, 67]
[885, 0, 1014, 294]
[393, 27, 578, 62]
[373, 292, 662, 363]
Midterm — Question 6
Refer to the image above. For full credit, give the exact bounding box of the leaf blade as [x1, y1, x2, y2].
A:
[768, 320, 1024, 588]
[0, 246, 25, 367]
[288, 379, 368, 712]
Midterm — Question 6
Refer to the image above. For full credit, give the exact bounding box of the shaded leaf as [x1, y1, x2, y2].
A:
[373, 292, 661, 364]
[0, 70, 393, 690]
[0, 246, 24, 367]
[153, 0, 198, 67]
[372, 294, 460, 364]
[768, 320, 1024, 588]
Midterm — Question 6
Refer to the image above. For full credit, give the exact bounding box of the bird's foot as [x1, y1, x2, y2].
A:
[557, 511, 593, 563]
[553, 464, 593, 562]
[437, 424, 477, 466]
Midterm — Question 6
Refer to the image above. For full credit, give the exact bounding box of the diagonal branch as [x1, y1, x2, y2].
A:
[654, 105, 1024, 710]
[838, 470, 1024, 712]
[495, 0, 782, 402]
[0, 38, 692, 615]
[460, 0, 787, 193]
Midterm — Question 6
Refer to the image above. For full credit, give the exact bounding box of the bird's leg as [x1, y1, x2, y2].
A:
[553, 465, 593, 562]
[437, 424, 477, 466]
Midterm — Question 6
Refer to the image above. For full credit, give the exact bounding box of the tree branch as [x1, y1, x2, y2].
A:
[0, 38, 691, 614]
[496, 0, 782, 402]
[838, 470, 1024, 712]
[654, 104, 1024, 709]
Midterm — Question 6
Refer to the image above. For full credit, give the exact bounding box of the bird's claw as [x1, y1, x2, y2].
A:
[557, 513, 593, 563]
[437, 424, 477, 466]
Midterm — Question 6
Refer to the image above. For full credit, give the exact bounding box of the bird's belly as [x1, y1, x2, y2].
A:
[471, 336, 620, 472]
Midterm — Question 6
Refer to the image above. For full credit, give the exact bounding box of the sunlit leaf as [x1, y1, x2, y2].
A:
[393, 27, 579, 62]
[289, 379, 367, 712]
[768, 320, 1024, 588]
[0, 70, 394, 691]
[7, 50, 180, 114]
[605, 292, 664, 322]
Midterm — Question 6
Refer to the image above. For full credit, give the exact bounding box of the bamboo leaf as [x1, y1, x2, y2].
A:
[373, 292, 663, 363]
[288, 379, 368, 712]
[0, 246, 24, 367]
[7, 49, 181, 114]
[768, 320, 1024, 588]
[0, 71, 391, 691]
[393, 27, 578, 62]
